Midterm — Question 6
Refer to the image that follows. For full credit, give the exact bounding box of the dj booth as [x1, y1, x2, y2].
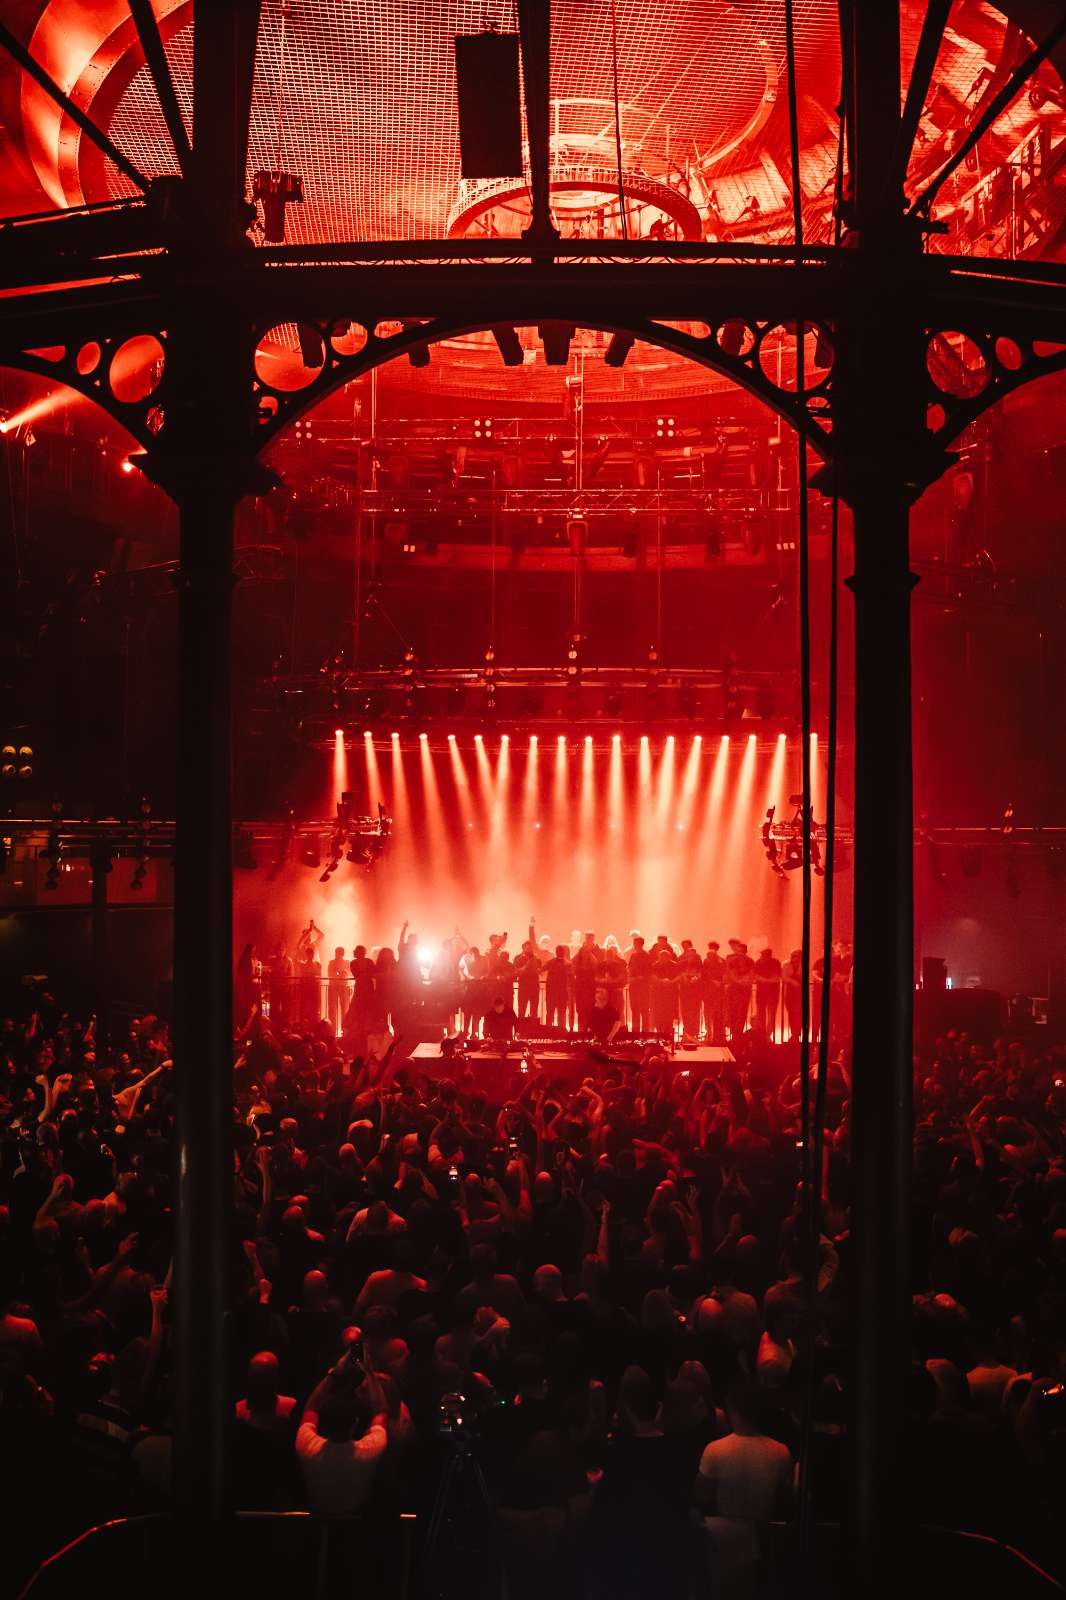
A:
[408, 1036, 735, 1095]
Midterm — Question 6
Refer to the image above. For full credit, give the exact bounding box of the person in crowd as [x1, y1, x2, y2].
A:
[599, 942, 628, 1018]
[694, 1376, 794, 1593]
[345, 944, 376, 1041]
[544, 945, 574, 1032]
[235, 942, 260, 1027]
[572, 934, 601, 1032]
[327, 946, 352, 1036]
[458, 943, 488, 1037]
[484, 993, 519, 1043]
[678, 940, 704, 1042]
[627, 935, 653, 1033]
[3, 949, 1066, 1592]
[515, 940, 542, 1023]
[753, 946, 782, 1040]
[295, 920, 325, 1025]
[702, 941, 726, 1045]
[651, 946, 680, 1037]
[588, 985, 622, 1045]
[724, 939, 755, 1041]
[295, 1348, 388, 1516]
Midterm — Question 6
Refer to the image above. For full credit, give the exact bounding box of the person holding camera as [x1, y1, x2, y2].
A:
[295, 1345, 389, 1517]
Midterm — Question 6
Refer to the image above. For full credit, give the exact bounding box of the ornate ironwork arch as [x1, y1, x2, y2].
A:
[249, 312, 835, 457]
[1, 329, 167, 449]
[922, 325, 1066, 450]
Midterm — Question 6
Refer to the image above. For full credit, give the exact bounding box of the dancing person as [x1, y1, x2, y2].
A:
[295, 920, 324, 1024]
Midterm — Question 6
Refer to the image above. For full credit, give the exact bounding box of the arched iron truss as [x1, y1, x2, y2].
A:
[5, 264, 1066, 480]
[248, 311, 835, 456]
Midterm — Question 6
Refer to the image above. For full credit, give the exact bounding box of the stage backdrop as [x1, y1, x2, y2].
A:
[234, 733, 845, 966]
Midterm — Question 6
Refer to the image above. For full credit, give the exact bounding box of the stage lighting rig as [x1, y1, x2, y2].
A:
[762, 799, 838, 880]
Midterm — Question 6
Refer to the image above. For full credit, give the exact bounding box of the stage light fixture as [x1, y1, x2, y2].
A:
[655, 415, 676, 439]
[540, 322, 575, 365]
[252, 168, 304, 243]
[566, 635, 582, 678]
[0, 835, 10, 875]
[473, 417, 494, 440]
[1, 745, 16, 780]
[492, 327, 525, 366]
[604, 332, 635, 368]
[300, 839, 321, 868]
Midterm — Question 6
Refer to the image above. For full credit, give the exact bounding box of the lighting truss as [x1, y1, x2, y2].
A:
[0, 813, 392, 864]
[268, 664, 803, 740]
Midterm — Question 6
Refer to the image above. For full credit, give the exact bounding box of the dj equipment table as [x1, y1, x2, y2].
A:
[408, 1040, 735, 1093]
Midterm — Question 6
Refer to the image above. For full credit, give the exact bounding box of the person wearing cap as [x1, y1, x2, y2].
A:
[724, 939, 755, 1041]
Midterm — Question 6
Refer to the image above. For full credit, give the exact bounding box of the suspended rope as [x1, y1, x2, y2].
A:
[797, 35, 847, 1559]
[274, 0, 291, 172]
[609, 0, 629, 239]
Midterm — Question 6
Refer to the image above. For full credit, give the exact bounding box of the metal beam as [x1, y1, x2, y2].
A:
[840, 5, 918, 1595]
[128, 0, 193, 178]
[891, 0, 952, 200]
[517, 0, 558, 246]
[910, 10, 1066, 214]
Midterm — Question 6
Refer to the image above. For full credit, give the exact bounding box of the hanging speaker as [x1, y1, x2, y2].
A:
[454, 33, 523, 178]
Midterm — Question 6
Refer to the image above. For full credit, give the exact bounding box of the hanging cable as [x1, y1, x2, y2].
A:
[274, 0, 290, 171]
[784, 0, 812, 1183]
[786, 0, 820, 1566]
[797, 53, 847, 1563]
[609, 0, 628, 239]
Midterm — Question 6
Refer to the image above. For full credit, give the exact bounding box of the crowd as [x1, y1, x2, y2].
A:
[239, 920, 854, 1046]
[1, 980, 1065, 1596]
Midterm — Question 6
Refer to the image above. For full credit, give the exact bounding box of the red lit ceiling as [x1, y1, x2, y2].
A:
[5, 1, 1066, 403]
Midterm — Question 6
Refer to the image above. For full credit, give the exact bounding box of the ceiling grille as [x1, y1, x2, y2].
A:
[102, 0, 841, 241]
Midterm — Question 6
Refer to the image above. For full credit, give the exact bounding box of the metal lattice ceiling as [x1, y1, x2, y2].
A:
[102, 0, 841, 241]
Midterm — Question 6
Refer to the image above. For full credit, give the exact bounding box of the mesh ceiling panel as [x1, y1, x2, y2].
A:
[102, 0, 841, 241]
